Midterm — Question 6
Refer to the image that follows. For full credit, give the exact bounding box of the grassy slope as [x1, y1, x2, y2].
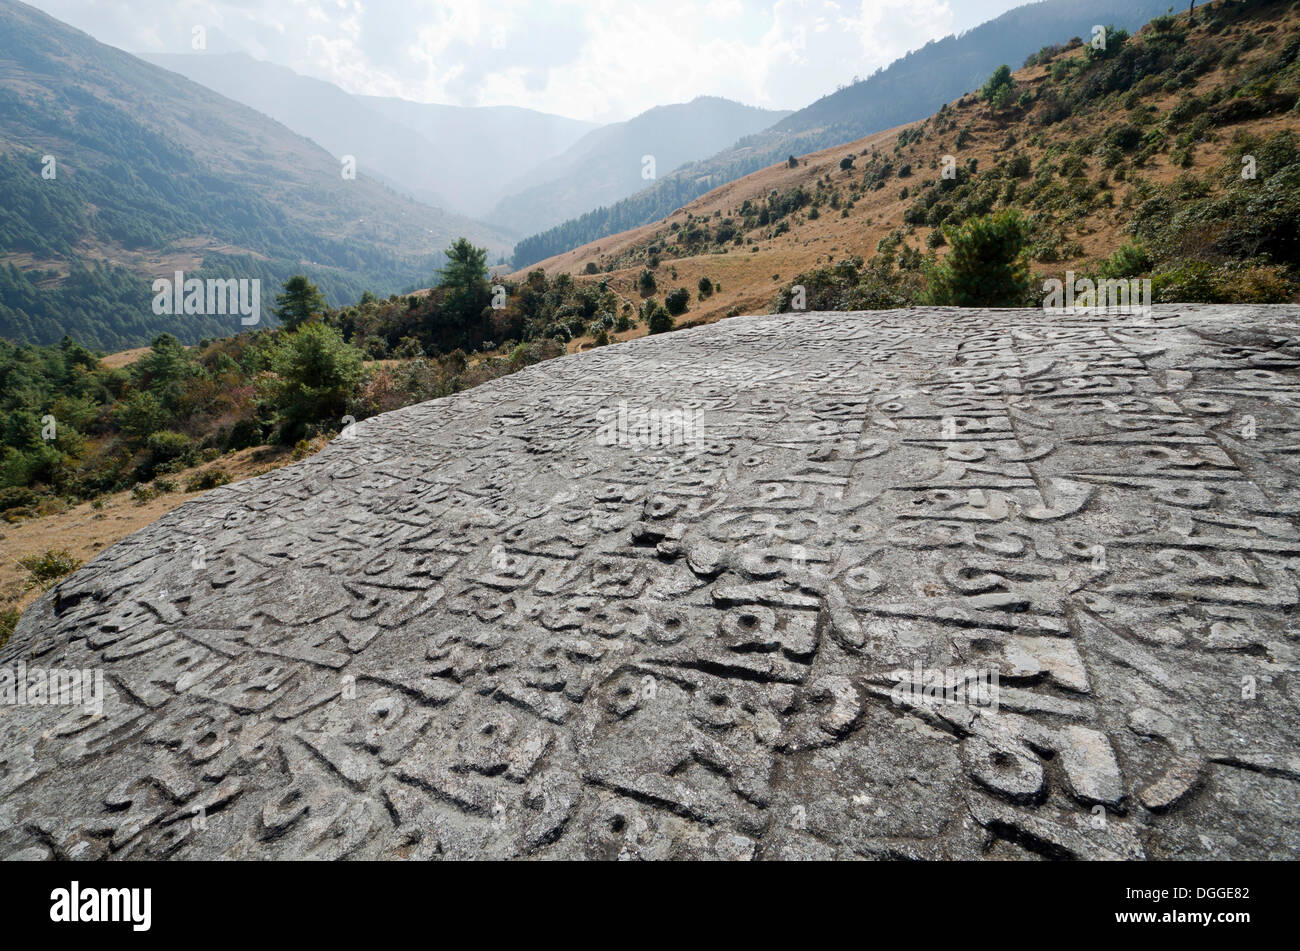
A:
[517, 3, 1300, 349]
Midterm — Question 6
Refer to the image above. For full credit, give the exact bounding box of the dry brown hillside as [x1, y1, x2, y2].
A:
[516, 2, 1300, 346]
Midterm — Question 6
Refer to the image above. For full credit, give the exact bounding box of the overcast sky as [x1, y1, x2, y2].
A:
[29, 0, 1032, 122]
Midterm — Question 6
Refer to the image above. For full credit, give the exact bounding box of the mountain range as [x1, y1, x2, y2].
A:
[0, 0, 1231, 349]
[144, 52, 600, 221]
[144, 53, 788, 237]
[508, 0, 1182, 267]
[484, 96, 790, 237]
[0, 0, 512, 348]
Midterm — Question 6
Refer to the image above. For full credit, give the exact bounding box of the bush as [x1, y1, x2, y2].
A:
[0, 486, 41, 512]
[982, 65, 1013, 101]
[1097, 243, 1153, 279]
[0, 607, 19, 649]
[262, 323, 365, 443]
[186, 469, 231, 492]
[145, 430, 194, 467]
[111, 390, 169, 447]
[1152, 262, 1294, 304]
[665, 288, 691, 316]
[927, 211, 1033, 307]
[647, 306, 674, 335]
[19, 549, 82, 588]
[1105, 123, 1143, 153]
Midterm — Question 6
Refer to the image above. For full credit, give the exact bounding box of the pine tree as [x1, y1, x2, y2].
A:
[272, 275, 326, 331]
[927, 211, 1032, 307]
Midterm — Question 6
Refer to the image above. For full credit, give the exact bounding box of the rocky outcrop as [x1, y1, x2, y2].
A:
[3, 306, 1299, 859]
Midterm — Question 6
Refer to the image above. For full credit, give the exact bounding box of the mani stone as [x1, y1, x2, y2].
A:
[3, 305, 1300, 861]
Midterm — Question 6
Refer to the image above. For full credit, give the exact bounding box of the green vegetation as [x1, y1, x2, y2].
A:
[272, 277, 328, 332]
[981, 65, 1015, 112]
[647, 305, 674, 335]
[926, 211, 1033, 306]
[18, 549, 82, 589]
[262, 323, 365, 443]
[780, 2, 1298, 312]
[775, 253, 925, 312]
[0, 607, 19, 648]
[0, 242, 625, 519]
[0, 138, 446, 349]
[665, 288, 691, 316]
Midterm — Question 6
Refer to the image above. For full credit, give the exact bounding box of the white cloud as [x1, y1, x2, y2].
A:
[24, 0, 992, 121]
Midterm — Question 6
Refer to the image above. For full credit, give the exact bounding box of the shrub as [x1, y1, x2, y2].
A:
[0, 486, 41, 512]
[111, 390, 169, 447]
[927, 210, 1033, 307]
[981, 64, 1014, 103]
[0, 607, 19, 649]
[1106, 123, 1143, 152]
[665, 288, 691, 316]
[262, 323, 365, 443]
[1152, 262, 1222, 303]
[19, 549, 82, 588]
[145, 430, 194, 467]
[1096, 243, 1154, 280]
[647, 306, 674, 335]
[186, 469, 231, 492]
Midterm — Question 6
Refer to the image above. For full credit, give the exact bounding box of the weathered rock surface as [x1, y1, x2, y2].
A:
[4, 305, 1300, 860]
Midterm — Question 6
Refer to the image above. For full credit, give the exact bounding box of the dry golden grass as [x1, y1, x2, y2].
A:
[515, 10, 1300, 348]
[0, 442, 316, 619]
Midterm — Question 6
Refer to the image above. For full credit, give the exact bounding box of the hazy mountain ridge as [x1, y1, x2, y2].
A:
[143, 51, 601, 222]
[0, 0, 511, 348]
[486, 96, 792, 237]
[358, 94, 598, 220]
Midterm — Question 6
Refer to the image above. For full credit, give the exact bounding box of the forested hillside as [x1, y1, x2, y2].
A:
[0, 0, 510, 350]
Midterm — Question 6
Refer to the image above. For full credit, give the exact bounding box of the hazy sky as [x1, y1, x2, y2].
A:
[28, 0, 1031, 122]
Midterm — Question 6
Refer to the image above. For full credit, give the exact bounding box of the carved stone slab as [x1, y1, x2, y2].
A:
[3, 305, 1299, 859]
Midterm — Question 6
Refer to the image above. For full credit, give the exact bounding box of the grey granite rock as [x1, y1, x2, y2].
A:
[3, 305, 1300, 860]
